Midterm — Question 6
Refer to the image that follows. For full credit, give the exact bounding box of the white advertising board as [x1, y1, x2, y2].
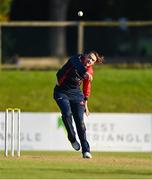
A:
[86, 113, 152, 151]
[0, 112, 152, 152]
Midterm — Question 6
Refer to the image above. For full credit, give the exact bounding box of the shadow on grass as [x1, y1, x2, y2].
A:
[34, 167, 152, 177]
[1, 167, 152, 179]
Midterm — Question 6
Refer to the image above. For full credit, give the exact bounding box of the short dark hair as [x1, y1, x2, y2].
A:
[90, 51, 104, 64]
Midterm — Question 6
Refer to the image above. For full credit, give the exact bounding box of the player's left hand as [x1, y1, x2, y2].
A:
[84, 101, 90, 116]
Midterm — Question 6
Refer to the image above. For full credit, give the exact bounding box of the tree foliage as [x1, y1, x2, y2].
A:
[0, 0, 13, 21]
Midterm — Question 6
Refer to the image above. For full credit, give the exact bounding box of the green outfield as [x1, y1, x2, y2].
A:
[0, 67, 152, 112]
[0, 151, 152, 179]
[0, 68, 152, 179]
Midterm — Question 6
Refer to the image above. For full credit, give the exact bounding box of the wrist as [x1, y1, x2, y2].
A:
[84, 97, 88, 101]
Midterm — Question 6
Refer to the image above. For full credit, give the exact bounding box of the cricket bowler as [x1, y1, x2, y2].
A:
[53, 51, 104, 158]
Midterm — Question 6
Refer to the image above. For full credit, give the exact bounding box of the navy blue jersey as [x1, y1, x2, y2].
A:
[56, 54, 87, 90]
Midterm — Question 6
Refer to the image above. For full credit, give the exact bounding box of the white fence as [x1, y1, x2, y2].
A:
[0, 112, 152, 152]
[0, 20, 152, 66]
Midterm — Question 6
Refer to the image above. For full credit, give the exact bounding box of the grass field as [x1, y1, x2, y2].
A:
[0, 151, 152, 179]
[0, 67, 152, 112]
[0, 68, 152, 179]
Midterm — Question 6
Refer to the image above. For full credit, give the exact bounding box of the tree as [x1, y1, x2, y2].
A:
[48, 0, 71, 56]
[0, 0, 13, 21]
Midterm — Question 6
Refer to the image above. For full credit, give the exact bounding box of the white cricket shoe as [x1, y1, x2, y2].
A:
[83, 152, 92, 159]
[71, 141, 80, 151]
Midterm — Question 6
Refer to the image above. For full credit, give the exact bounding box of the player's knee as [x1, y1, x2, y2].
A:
[80, 121, 86, 131]
[62, 112, 72, 120]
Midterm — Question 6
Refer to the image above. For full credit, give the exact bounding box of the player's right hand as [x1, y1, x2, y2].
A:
[84, 72, 93, 81]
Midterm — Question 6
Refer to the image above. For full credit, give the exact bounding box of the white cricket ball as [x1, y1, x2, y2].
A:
[78, 11, 83, 17]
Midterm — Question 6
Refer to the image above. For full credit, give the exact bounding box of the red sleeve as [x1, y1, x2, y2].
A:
[83, 66, 94, 99]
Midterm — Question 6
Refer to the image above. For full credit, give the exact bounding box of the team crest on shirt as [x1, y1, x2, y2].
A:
[80, 101, 85, 105]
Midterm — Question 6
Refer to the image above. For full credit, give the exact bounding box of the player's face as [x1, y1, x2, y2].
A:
[85, 53, 97, 67]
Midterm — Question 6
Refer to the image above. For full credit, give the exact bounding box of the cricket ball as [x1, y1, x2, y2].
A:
[78, 11, 83, 17]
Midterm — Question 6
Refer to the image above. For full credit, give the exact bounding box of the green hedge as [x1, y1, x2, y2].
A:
[0, 68, 152, 112]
